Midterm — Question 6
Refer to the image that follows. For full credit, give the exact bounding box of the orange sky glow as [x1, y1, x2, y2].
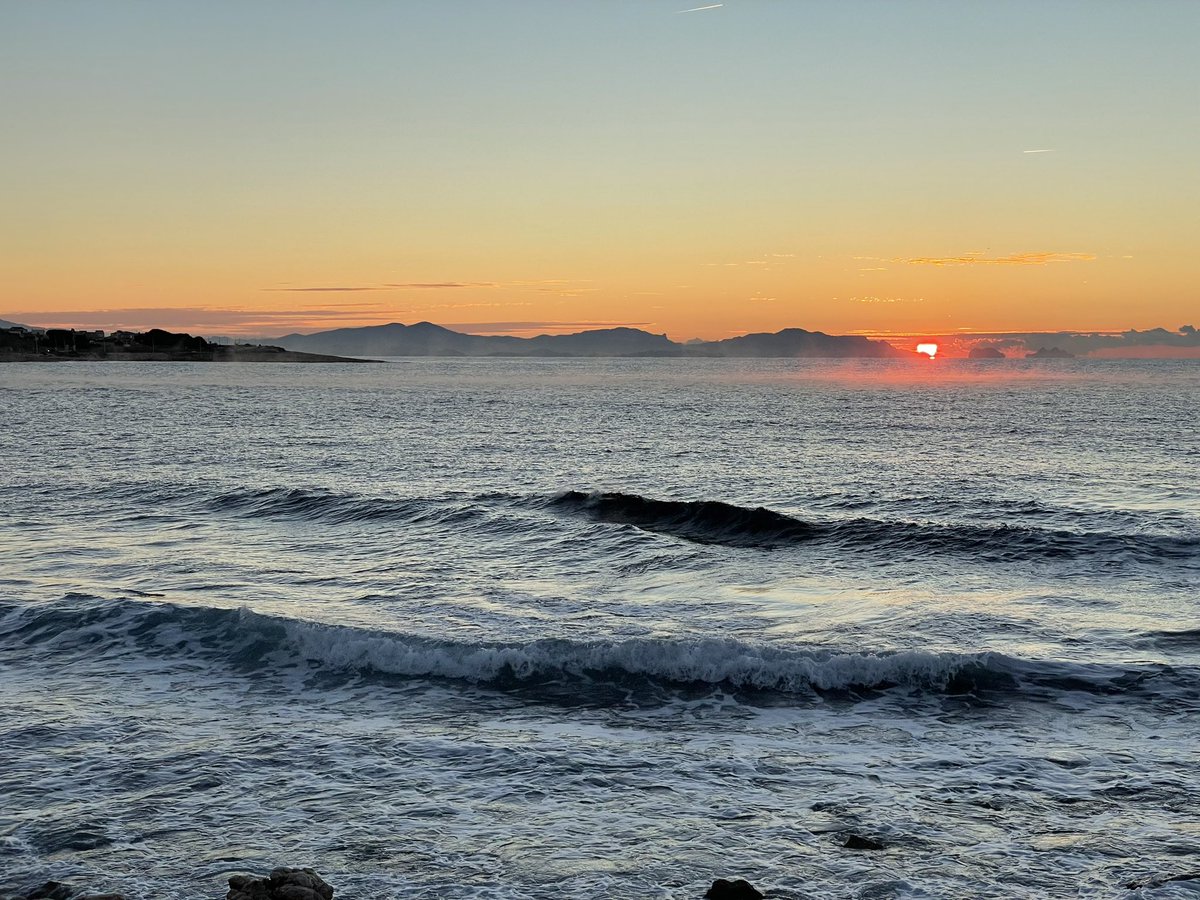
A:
[2, 3, 1196, 347]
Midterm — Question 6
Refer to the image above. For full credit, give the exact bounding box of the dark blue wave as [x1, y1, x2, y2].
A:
[2, 596, 1196, 708]
[547, 490, 1198, 563]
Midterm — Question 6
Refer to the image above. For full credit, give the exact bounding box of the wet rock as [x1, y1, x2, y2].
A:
[843, 834, 886, 851]
[705, 878, 764, 899]
[10, 885, 124, 900]
[25, 884, 74, 900]
[1125, 871, 1200, 890]
[227, 868, 334, 900]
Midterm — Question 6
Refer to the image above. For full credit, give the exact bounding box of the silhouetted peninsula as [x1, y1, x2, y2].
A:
[0, 327, 373, 363]
[275, 322, 912, 358]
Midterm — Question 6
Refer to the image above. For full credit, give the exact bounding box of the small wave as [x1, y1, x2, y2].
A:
[548, 490, 815, 547]
[819, 517, 1197, 564]
[2, 597, 1194, 706]
[548, 490, 1198, 562]
[93, 482, 1198, 564]
[1143, 627, 1200, 648]
[202, 487, 482, 527]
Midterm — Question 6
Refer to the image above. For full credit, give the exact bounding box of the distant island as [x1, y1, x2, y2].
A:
[0, 326, 372, 363]
[968, 345, 1006, 359]
[274, 322, 914, 358]
[1025, 346, 1076, 359]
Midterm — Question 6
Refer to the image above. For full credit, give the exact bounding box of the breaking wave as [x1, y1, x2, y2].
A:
[2, 596, 1194, 706]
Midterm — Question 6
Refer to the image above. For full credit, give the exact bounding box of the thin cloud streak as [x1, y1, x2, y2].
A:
[1023, 149, 1057, 153]
[678, 3, 722, 11]
[267, 282, 497, 292]
[265, 286, 387, 292]
[897, 251, 1095, 267]
[265, 279, 579, 293]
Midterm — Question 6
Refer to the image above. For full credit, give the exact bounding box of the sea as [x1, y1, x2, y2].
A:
[1, 358, 1197, 899]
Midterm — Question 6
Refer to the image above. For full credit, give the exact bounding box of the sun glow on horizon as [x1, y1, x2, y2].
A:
[916, 343, 939, 359]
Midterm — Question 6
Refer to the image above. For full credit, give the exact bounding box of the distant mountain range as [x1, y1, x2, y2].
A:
[275, 322, 912, 358]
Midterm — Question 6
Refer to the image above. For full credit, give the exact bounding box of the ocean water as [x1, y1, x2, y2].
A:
[1, 358, 1198, 899]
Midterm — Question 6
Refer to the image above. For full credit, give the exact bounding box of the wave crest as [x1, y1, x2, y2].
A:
[3, 597, 1193, 705]
[549, 491, 1198, 562]
[548, 490, 815, 547]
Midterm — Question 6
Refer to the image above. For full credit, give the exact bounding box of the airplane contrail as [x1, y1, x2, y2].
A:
[678, 3, 723, 11]
[1023, 149, 1057, 153]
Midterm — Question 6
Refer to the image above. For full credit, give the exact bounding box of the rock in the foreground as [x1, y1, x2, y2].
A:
[1124, 871, 1200, 890]
[227, 868, 334, 900]
[843, 834, 885, 851]
[705, 878, 764, 899]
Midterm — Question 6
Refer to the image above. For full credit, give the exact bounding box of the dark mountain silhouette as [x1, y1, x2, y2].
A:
[525, 327, 676, 356]
[276, 321, 493, 357]
[275, 322, 911, 358]
[696, 328, 907, 358]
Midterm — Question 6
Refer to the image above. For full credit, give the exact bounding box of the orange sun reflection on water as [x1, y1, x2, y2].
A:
[916, 343, 938, 359]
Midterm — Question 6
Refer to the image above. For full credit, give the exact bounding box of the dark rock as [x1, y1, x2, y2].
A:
[843, 834, 886, 851]
[11, 884, 124, 900]
[1125, 871, 1200, 889]
[227, 874, 269, 900]
[227, 868, 334, 900]
[26, 883, 74, 900]
[705, 878, 764, 899]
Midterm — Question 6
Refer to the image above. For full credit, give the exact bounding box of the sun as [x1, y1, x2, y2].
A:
[916, 343, 938, 359]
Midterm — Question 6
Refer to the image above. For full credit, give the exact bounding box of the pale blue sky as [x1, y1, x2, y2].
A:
[3, 1, 1197, 337]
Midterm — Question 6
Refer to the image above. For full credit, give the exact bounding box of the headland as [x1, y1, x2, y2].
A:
[0, 327, 374, 363]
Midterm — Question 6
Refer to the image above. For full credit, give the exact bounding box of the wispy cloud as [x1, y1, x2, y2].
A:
[704, 252, 796, 268]
[385, 282, 499, 289]
[1023, 149, 1057, 154]
[265, 279, 585, 294]
[841, 296, 925, 304]
[897, 251, 1095, 267]
[678, 3, 722, 11]
[266, 282, 497, 292]
[265, 286, 387, 292]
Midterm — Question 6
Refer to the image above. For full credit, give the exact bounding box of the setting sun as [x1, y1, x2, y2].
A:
[917, 343, 939, 359]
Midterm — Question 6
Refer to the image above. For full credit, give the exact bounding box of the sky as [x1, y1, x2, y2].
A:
[2, 0, 1197, 340]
